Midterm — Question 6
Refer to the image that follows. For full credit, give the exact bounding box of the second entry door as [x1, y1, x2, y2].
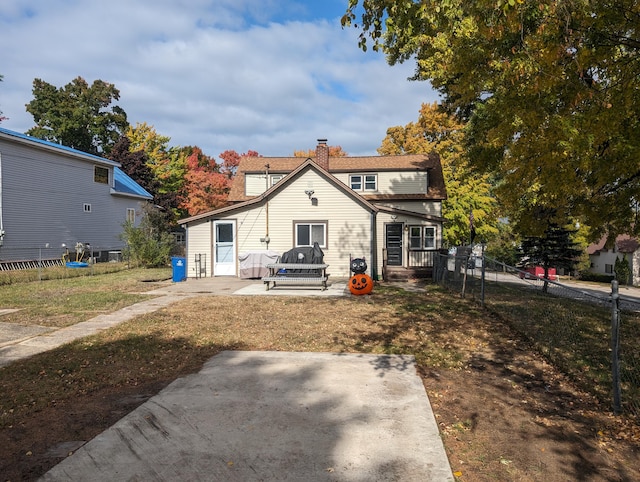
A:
[213, 220, 236, 276]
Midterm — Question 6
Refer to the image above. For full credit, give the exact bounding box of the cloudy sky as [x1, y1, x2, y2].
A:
[0, 0, 439, 157]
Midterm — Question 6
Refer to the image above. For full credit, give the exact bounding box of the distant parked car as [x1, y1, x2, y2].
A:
[519, 266, 557, 280]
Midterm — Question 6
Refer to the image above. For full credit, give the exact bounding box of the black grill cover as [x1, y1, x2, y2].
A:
[280, 242, 324, 273]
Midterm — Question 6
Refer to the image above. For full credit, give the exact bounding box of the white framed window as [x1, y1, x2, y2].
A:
[364, 174, 377, 190]
[409, 226, 436, 249]
[126, 208, 135, 223]
[94, 166, 109, 184]
[270, 174, 284, 186]
[295, 221, 327, 248]
[350, 174, 377, 191]
[83, 203, 92, 213]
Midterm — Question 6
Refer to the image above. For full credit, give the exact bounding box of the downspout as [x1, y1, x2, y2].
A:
[370, 210, 377, 280]
[264, 164, 270, 247]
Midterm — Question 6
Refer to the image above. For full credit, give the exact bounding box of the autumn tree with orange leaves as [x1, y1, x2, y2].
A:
[181, 148, 260, 216]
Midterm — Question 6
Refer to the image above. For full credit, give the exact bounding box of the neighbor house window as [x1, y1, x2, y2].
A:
[83, 203, 92, 213]
[94, 166, 109, 184]
[605, 264, 614, 274]
[126, 208, 135, 223]
[409, 226, 436, 249]
[350, 174, 377, 191]
[295, 221, 327, 248]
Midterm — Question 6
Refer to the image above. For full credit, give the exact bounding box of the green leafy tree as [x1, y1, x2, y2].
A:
[519, 225, 582, 292]
[485, 220, 520, 267]
[126, 123, 184, 194]
[614, 255, 631, 286]
[343, 1, 640, 240]
[120, 204, 175, 268]
[26, 76, 128, 155]
[378, 102, 498, 246]
[125, 123, 185, 221]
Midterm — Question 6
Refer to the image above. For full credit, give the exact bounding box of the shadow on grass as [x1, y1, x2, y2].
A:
[3, 333, 441, 481]
[0, 333, 242, 480]
[355, 283, 640, 481]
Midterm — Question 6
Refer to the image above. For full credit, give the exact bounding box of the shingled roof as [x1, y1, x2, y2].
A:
[228, 151, 446, 203]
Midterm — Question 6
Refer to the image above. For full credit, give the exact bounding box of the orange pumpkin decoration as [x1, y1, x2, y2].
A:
[349, 274, 374, 295]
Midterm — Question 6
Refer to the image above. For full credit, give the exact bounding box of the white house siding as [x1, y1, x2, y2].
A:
[333, 171, 428, 195]
[184, 220, 213, 278]
[589, 250, 630, 279]
[185, 170, 373, 279]
[245, 173, 268, 196]
[263, 170, 372, 278]
[0, 140, 139, 261]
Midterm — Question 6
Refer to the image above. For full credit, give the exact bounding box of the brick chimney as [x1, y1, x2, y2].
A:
[315, 138, 329, 171]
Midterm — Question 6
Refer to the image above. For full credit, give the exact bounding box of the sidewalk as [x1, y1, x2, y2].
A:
[0, 277, 348, 367]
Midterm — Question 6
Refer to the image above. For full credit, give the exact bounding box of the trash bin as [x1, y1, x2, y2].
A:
[171, 256, 186, 282]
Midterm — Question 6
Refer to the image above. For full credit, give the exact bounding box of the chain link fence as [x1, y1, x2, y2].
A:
[434, 251, 640, 417]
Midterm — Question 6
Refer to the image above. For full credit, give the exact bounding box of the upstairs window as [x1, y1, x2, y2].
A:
[94, 166, 109, 184]
[295, 221, 327, 248]
[350, 174, 377, 191]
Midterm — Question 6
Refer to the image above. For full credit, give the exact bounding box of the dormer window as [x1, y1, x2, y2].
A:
[350, 174, 377, 191]
[270, 174, 284, 186]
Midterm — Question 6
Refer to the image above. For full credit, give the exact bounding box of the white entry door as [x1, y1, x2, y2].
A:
[213, 220, 236, 276]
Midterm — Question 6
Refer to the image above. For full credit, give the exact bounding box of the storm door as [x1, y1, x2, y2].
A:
[385, 223, 403, 267]
[213, 220, 236, 276]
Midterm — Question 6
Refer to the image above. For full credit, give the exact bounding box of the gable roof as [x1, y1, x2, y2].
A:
[0, 126, 119, 167]
[179, 158, 378, 225]
[588, 234, 640, 255]
[227, 152, 446, 202]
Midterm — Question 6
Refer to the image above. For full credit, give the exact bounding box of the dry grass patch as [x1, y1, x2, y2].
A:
[1, 282, 639, 481]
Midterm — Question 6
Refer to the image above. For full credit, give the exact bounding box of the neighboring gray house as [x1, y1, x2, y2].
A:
[0, 127, 152, 264]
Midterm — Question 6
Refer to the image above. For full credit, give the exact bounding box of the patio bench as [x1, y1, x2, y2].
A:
[263, 263, 330, 291]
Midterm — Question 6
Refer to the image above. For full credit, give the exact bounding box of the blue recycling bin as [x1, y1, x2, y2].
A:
[171, 256, 187, 282]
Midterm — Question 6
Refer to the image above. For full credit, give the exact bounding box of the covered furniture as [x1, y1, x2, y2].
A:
[238, 250, 280, 279]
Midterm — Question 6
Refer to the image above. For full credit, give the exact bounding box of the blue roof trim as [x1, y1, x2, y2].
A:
[113, 167, 153, 199]
[0, 126, 119, 167]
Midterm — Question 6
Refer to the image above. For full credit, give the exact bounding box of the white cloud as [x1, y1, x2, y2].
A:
[0, 0, 439, 157]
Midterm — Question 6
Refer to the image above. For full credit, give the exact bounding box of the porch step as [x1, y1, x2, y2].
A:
[384, 266, 432, 281]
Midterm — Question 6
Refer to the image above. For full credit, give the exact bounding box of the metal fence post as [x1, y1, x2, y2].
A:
[611, 280, 622, 415]
[480, 245, 486, 308]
